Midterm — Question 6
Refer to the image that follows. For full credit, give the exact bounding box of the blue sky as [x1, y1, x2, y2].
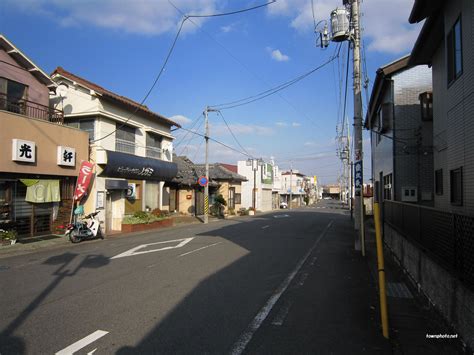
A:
[1, 0, 421, 184]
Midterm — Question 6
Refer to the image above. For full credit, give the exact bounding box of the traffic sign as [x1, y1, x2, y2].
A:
[198, 176, 208, 187]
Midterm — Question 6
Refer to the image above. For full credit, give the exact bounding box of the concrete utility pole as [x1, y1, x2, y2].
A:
[289, 162, 293, 209]
[203, 106, 217, 224]
[351, 0, 365, 254]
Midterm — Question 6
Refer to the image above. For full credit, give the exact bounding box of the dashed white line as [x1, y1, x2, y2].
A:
[230, 220, 334, 355]
[56, 330, 108, 355]
[298, 272, 309, 286]
[262, 225, 270, 229]
[178, 242, 223, 257]
[271, 301, 292, 326]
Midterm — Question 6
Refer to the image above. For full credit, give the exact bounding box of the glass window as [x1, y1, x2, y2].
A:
[65, 119, 95, 141]
[450, 167, 463, 205]
[447, 17, 463, 85]
[116, 124, 135, 154]
[146, 132, 162, 159]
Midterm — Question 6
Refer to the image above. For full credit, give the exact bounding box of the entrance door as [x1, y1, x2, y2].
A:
[228, 187, 235, 209]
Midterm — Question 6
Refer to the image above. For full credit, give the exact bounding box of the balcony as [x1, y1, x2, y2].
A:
[146, 146, 162, 159]
[115, 138, 136, 155]
[0, 93, 64, 124]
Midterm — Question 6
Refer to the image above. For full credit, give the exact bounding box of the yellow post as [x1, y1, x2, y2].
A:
[374, 202, 389, 339]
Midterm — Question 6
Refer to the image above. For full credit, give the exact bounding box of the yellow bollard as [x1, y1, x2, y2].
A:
[374, 202, 389, 339]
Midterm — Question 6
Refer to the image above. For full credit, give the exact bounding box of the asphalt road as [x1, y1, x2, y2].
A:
[0, 204, 366, 354]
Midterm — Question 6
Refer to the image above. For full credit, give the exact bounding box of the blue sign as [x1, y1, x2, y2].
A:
[354, 160, 363, 190]
[198, 176, 208, 187]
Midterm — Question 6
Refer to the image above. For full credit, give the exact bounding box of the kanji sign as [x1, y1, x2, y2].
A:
[12, 139, 36, 163]
[198, 176, 208, 187]
[354, 160, 363, 191]
[74, 161, 94, 200]
[57, 146, 76, 166]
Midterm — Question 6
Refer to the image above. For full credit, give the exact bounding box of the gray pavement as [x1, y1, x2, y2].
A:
[0, 203, 468, 354]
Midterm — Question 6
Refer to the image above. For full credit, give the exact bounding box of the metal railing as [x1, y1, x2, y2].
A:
[146, 146, 162, 159]
[384, 200, 474, 288]
[115, 138, 136, 154]
[0, 93, 63, 124]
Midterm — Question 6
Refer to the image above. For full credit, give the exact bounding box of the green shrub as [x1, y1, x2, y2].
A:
[133, 211, 149, 219]
[151, 208, 163, 217]
[0, 229, 17, 240]
[214, 194, 227, 206]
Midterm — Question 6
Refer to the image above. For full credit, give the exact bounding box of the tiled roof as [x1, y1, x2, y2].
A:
[51, 67, 181, 128]
[218, 163, 238, 173]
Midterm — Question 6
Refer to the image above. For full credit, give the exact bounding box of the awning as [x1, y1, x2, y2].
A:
[99, 150, 178, 181]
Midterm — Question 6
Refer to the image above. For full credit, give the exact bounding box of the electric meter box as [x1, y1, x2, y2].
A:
[330, 7, 350, 42]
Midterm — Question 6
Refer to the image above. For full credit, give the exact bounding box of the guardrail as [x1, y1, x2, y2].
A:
[0, 93, 63, 123]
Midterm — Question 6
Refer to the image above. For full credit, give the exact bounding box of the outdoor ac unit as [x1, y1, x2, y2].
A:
[401, 186, 417, 202]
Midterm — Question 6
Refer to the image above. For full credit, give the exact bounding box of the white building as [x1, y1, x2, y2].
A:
[237, 160, 274, 211]
[280, 170, 306, 207]
[50, 67, 180, 234]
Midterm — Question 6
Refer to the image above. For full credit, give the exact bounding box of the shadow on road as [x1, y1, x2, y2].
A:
[0, 252, 109, 354]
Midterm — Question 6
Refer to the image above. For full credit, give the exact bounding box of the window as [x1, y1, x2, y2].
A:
[66, 119, 95, 141]
[0, 77, 28, 114]
[450, 167, 463, 205]
[228, 187, 235, 209]
[435, 169, 443, 195]
[447, 17, 462, 85]
[419, 92, 433, 121]
[383, 174, 392, 200]
[146, 132, 162, 159]
[115, 124, 135, 154]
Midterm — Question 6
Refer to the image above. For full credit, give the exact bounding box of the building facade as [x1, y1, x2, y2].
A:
[50, 67, 179, 234]
[365, 55, 433, 206]
[237, 160, 274, 212]
[0, 35, 89, 239]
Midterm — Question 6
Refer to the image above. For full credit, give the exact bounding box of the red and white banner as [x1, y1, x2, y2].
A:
[74, 161, 94, 200]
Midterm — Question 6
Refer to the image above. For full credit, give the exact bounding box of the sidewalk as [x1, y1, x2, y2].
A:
[364, 217, 468, 354]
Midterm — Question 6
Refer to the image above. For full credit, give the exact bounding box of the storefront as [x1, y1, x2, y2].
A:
[92, 150, 178, 233]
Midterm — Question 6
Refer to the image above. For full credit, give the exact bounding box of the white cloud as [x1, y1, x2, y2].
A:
[276, 121, 288, 127]
[292, 122, 301, 127]
[4, 0, 219, 35]
[266, 47, 290, 62]
[170, 114, 192, 125]
[213, 123, 274, 136]
[304, 141, 316, 146]
[266, 0, 422, 54]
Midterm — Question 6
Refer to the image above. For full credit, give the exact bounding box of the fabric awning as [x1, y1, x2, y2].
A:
[99, 150, 178, 181]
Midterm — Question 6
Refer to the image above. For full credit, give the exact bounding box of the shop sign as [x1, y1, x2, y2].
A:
[57, 146, 76, 167]
[74, 161, 94, 200]
[12, 139, 36, 163]
[354, 160, 363, 195]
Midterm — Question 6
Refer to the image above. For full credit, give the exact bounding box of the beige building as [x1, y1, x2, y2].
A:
[0, 35, 89, 238]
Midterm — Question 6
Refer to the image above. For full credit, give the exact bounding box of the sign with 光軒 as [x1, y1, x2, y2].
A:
[57, 146, 76, 166]
[12, 139, 36, 163]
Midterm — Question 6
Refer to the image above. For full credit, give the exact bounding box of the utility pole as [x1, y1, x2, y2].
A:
[204, 107, 210, 224]
[289, 162, 293, 209]
[351, 0, 365, 255]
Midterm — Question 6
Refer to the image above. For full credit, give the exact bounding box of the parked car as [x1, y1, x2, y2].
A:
[280, 202, 288, 209]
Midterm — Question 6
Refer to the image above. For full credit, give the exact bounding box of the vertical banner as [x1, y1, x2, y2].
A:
[74, 161, 95, 201]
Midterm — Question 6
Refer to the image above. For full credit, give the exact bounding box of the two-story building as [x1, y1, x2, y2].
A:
[50, 67, 180, 234]
[365, 55, 433, 206]
[0, 35, 89, 239]
[237, 159, 274, 212]
[280, 170, 306, 208]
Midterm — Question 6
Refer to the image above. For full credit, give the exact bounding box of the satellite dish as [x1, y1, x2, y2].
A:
[57, 84, 68, 98]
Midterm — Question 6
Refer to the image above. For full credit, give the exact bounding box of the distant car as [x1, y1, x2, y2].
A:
[323, 196, 332, 200]
[280, 202, 288, 209]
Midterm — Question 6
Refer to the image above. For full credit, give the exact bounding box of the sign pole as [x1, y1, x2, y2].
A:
[204, 107, 209, 224]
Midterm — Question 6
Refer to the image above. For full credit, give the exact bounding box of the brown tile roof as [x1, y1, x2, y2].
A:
[218, 163, 238, 173]
[51, 66, 181, 128]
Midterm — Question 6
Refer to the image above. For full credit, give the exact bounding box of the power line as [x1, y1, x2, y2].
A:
[210, 51, 340, 110]
[216, 110, 252, 157]
[169, 0, 327, 132]
[91, 1, 275, 144]
[174, 113, 203, 148]
[178, 116, 205, 156]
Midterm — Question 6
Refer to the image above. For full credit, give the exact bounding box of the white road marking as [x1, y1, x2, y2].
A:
[261, 225, 270, 229]
[309, 256, 317, 266]
[273, 214, 290, 219]
[230, 220, 334, 355]
[56, 330, 108, 355]
[271, 301, 292, 326]
[111, 238, 194, 259]
[178, 242, 223, 257]
[87, 349, 97, 355]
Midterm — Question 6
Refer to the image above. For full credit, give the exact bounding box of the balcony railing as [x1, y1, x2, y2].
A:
[146, 146, 162, 159]
[0, 93, 64, 124]
[115, 138, 136, 155]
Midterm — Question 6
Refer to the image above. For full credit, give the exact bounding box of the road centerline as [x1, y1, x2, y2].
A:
[178, 241, 223, 257]
[229, 220, 334, 355]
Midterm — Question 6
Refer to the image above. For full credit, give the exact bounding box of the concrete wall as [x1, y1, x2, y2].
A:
[384, 223, 474, 349]
[0, 49, 49, 106]
[0, 111, 89, 176]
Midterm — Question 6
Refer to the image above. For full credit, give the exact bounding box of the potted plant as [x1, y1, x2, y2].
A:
[0, 229, 18, 246]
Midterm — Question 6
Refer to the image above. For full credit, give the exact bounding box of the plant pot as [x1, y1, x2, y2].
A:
[248, 210, 255, 216]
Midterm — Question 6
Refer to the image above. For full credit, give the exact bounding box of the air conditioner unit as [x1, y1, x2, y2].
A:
[401, 186, 417, 202]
